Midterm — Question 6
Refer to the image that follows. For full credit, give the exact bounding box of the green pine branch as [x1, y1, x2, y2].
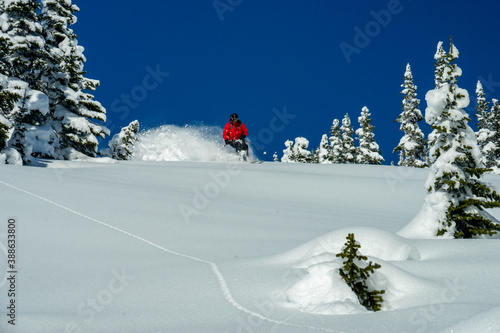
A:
[336, 233, 385, 312]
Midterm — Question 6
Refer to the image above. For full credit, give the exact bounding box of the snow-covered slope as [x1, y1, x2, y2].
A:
[1, 127, 500, 333]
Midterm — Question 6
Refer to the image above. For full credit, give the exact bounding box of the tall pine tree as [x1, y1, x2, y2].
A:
[0, 0, 12, 74]
[0, 0, 108, 162]
[474, 81, 495, 168]
[281, 139, 295, 162]
[1, 2, 16, 150]
[424, 37, 500, 238]
[487, 99, 500, 170]
[433, 41, 447, 89]
[340, 113, 356, 164]
[355, 106, 384, 164]
[426, 41, 449, 166]
[3, 0, 46, 89]
[318, 134, 331, 164]
[1, 0, 51, 162]
[393, 63, 426, 167]
[40, 0, 109, 157]
[328, 118, 343, 163]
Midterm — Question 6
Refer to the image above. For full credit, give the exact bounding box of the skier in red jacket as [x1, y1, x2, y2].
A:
[223, 113, 249, 158]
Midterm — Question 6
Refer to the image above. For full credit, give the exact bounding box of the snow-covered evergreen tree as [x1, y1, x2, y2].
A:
[474, 81, 495, 167]
[393, 63, 426, 167]
[1, 0, 52, 162]
[0, 0, 107, 162]
[0, 73, 51, 162]
[355, 106, 383, 165]
[475, 81, 490, 132]
[0, 77, 15, 150]
[1, 2, 18, 151]
[2, 0, 46, 89]
[0, 118, 8, 149]
[293, 137, 311, 163]
[318, 134, 331, 164]
[0, 1, 12, 75]
[426, 41, 450, 166]
[281, 139, 294, 163]
[487, 99, 500, 171]
[328, 118, 343, 163]
[340, 113, 356, 164]
[40, 0, 109, 158]
[273, 151, 278, 162]
[433, 41, 447, 89]
[424, 38, 500, 238]
[108, 120, 139, 160]
[281, 137, 312, 163]
[309, 146, 319, 164]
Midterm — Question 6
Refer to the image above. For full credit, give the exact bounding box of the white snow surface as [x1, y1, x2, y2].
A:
[1, 126, 500, 332]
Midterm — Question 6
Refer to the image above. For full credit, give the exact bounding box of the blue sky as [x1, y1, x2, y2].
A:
[74, 0, 500, 162]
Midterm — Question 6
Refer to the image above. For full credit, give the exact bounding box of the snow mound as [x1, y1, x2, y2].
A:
[286, 260, 366, 315]
[279, 228, 457, 315]
[398, 192, 499, 239]
[286, 257, 441, 315]
[437, 306, 500, 333]
[280, 228, 440, 315]
[59, 148, 116, 163]
[132, 124, 250, 162]
[398, 192, 451, 239]
[275, 227, 421, 264]
[0, 148, 22, 165]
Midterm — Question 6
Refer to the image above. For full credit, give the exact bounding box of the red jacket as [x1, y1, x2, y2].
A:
[223, 119, 248, 141]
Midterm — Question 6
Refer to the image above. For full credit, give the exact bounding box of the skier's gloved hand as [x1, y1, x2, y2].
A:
[225, 139, 230, 145]
[240, 134, 246, 140]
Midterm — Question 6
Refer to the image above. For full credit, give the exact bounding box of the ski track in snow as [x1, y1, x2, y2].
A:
[0, 178, 342, 333]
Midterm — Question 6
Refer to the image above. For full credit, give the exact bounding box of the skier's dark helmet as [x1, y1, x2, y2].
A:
[230, 113, 239, 121]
